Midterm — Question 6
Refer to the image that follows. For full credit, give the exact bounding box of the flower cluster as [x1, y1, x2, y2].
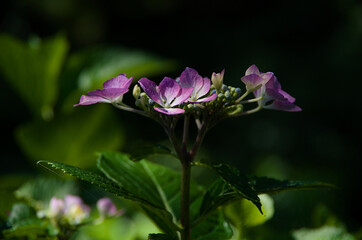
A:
[75, 65, 301, 116]
[45, 195, 123, 225]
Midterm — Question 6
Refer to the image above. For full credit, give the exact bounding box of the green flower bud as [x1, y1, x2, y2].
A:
[221, 84, 228, 92]
[133, 85, 141, 99]
[211, 69, 225, 92]
[224, 90, 232, 101]
[135, 92, 149, 110]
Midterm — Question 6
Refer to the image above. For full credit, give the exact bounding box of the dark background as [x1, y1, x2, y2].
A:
[1, 0, 361, 236]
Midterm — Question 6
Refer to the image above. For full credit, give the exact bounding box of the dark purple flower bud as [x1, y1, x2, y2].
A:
[74, 74, 133, 106]
[138, 77, 193, 115]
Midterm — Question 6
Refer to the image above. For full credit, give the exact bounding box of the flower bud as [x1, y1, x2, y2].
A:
[224, 90, 232, 101]
[211, 69, 225, 92]
[133, 85, 141, 99]
[221, 84, 228, 92]
[135, 92, 149, 110]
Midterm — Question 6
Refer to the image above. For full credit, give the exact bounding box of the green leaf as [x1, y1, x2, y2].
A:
[292, 225, 355, 240]
[8, 204, 37, 228]
[16, 105, 124, 168]
[249, 176, 336, 194]
[0, 34, 68, 120]
[192, 211, 233, 240]
[198, 176, 333, 225]
[148, 233, 175, 240]
[97, 151, 195, 238]
[15, 177, 77, 210]
[129, 144, 176, 161]
[4, 203, 58, 239]
[210, 164, 262, 213]
[224, 194, 274, 239]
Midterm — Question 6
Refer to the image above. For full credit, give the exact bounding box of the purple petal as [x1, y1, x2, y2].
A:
[171, 87, 194, 106]
[241, 74, 264, 90]
[265, 75, 281, 91]
[73, 95, 110, 106]
[65, 195, 83, 208]
[88, 88, 129, 101]
[154, 107, 185, 115]
[159, 77, 181, 105]
[189, 93, 217, 103]
[261, 72, 274, 84]
[97, 198, 118, 217]
[278, 89, 296, 103]
[195, 77, 211, 98]
[179, 67, 199, 88]
[138, 78, 163, 105]
[265, 88, 285, 100]
[245, 64, 260, 75]
[265, 100, 302, 112]
[49, 197, 65, 216]
[103, 74, 133, 89]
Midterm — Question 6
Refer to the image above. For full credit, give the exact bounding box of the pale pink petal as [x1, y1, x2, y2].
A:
[154, 107, 185, 115]
[245, 64, 260, 75]
[138, 78, 163, 105]
[189, 93, 217, 103]
[195, 77, 211, 98]
[171, 87, 194, 106]
[241, 74, 264, 90]
[159, 77, 181, 105]
[74, 95, 110, 106]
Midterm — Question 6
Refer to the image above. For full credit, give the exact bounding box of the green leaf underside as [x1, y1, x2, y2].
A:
[249, 176, 336, 194]
[199, 176, 334, 221]
[211, 164, 262, 214]
[129, 144, 176, 161]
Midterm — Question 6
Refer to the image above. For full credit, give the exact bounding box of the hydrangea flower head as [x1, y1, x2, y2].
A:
[74, 74, 133, 106]
[63, 195, 90, 225]
[138, 77, 193, 115]
[179, 67, 217, 103]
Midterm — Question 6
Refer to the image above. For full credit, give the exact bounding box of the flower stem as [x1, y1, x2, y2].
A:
[180, 160, 191, 240]
[238, 96, 263, 104]
[234, 90, 250, 103]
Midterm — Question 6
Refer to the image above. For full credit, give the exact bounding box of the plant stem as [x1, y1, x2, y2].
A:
[180, 160, 191, 240]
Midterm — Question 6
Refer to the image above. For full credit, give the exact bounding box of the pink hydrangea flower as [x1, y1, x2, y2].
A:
[138, 77, 193, 115]
[179, 67, 217, 103]
[246, 65, 301, 112]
